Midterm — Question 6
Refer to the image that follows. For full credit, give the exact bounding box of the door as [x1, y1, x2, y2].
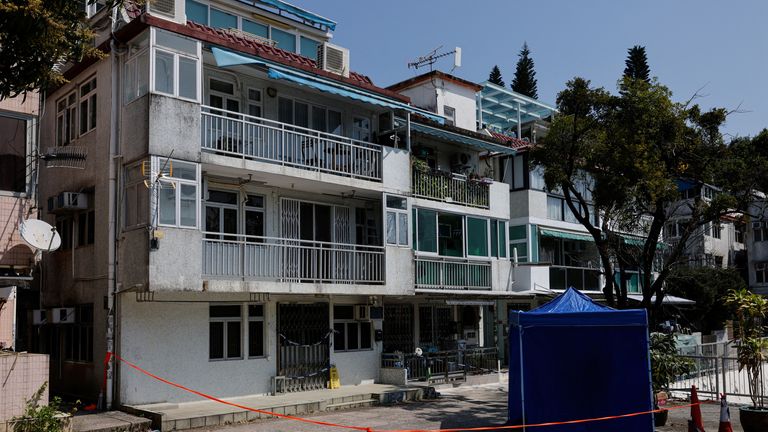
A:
[207, 77, 241, 153]
[276, 303, 330, 391]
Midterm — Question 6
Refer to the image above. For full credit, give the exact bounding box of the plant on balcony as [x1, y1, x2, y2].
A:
[12, 383, 75, 432]
[649, 332, 692, 426]
[724, 288, 768, 432]
[412, 157, 449, 200]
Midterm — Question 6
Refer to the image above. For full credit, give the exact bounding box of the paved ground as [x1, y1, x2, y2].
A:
[187, 384, 742, 432]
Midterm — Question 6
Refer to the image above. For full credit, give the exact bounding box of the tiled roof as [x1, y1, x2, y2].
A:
[388, 70, 483, 93]
[142, 14, 408, 103]
[488, 131, 533, 150]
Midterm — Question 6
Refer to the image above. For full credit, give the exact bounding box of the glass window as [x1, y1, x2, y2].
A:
[155, 29, 197, 55]
[79, 77, 97, 134]
[154, 50, 174, 94]
[416, 209, 437, 253]
[155, 157, 199, 228]
[178, 57, 197, 100]
[0, 115, 28, 192]
[438, 213, 463, 257]
[547, 196, 562, 220]
[386, 195, 408, 246]
[158, 185, 176, 225]
[248, 305, 264, 357]
[210, 304, 242, 360]
[333, 306, 372, 352]
[300, 36, 320, 61]
[185, 0, 208, 24]
[179, 184, 197, 227]
[243, 19, 268, 38]
[210, 8, 237, 29]
[444, 106, 456, 126]
[467, 217, 488, 257]
[271, 28, 296, 52]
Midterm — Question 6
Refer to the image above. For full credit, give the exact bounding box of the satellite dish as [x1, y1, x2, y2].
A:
[19, 219, 61, 252]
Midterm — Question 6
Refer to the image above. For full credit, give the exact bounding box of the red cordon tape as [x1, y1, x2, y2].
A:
[105, 352, 698, 432]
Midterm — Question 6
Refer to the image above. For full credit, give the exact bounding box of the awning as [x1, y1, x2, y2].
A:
[620, 234, 666, 250]
[415, 289, 535, 298]
[410, 122, 516, 155]
[250, 0, 336, 31]
[210, 47, 445, 124]
[539, 228, 594, 243]
[627, 294, 695, 306]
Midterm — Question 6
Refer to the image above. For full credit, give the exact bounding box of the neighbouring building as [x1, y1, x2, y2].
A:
[746, 198, 768, 295]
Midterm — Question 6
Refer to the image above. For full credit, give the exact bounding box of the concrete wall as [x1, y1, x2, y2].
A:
[435, 80, 478, 131]
[0, 288, 16, 349]
[148, 228, 203, 291]
[148, 95, 201, 162]
[382, 147, 410, 195]
[511, 264, 550, 292]
[0, 93, 38, 117]
[0, 353, 49, 422]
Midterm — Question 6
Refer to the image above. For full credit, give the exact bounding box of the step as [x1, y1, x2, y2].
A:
[72, 411, 152, 432]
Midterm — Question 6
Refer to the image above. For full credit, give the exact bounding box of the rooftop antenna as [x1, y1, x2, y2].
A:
[408, 46, 462, 72]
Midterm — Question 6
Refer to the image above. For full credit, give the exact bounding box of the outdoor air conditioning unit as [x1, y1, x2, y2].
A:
[48, 192, 88, 214]
[752, 221, 763, 229]
[32, 309, 48, 325]
[51, 307, 76, 324]
[317, 42, 350, 78]
[147, 0, 184, 23]
[354, 305, 370, 321]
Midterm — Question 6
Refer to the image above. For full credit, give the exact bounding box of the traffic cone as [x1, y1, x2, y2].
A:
[718, 393, 733, 432]
[688, 385, 706, 432]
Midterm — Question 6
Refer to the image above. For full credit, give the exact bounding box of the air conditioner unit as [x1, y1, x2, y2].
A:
[51, 307, 76, 324]
[317, 42, 350, 78]
[752, 221, 763, 229]
[354, 305, 370, 321]
[757, 263, 767, 271]
[147, 0, 184, 23]
[450, 153, 471, 167]
[48, 192, 88, 214]
[32, 309, 48, 325]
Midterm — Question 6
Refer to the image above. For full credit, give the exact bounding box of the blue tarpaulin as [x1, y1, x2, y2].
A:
[508, 288, 653, 432]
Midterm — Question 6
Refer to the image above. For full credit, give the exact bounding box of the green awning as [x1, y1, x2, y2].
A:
[539, 229, 594, 242]
[410, 122, 516, 155]
[621, 234, 666, 250]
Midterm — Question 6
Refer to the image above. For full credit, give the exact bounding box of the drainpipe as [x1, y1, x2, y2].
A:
[105, 7, 120, 410]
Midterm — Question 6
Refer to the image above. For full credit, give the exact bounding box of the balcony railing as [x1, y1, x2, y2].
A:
[201, 106, 383, 181]
[415, 257, 492, 290]
[412, 169, 490, 208]
[381, 347, 499, 382]
[203, 233, 385, 284]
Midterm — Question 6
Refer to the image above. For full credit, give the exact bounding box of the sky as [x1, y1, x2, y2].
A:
[288, 0, 768, 139]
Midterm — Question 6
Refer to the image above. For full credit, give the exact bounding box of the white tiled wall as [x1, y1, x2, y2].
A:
[0, 353, 49, 422]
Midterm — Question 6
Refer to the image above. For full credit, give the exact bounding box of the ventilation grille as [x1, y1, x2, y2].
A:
[149, 0, 176, 18]
[317, 43, 349, 78]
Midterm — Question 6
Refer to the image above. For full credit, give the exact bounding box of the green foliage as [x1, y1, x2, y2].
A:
[12, 382, 70, 432]
[665, 266, 745, 333]
[488, 65, 505, 87]
[650, 332, 693, 393]
[0, 0, 117, 98]
[511, 42, 538, 99]
[623, 45, 651, 83]
[724, 288, 768, 408]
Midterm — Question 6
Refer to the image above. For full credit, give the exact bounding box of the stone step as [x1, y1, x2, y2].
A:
[72, 411, 152, 432]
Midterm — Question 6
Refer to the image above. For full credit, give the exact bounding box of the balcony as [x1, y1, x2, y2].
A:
[203, 234, 385, 284]
[412, 169, 490, 209]
[415, 257, 492, 291]
[201, 106, 383, 181]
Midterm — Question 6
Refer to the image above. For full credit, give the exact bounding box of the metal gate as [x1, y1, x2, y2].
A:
[669, 354, 768, 405]
[276, 303, 330, 392]
[383, 304, 414, 353]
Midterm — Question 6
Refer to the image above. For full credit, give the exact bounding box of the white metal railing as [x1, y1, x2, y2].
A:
[415, 256, 492, 290]
[412, 169, 490, 208]
[202, 233, 385, 284]
[201, 106, 383, 181]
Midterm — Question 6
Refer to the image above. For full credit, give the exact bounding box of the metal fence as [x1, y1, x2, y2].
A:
[202, 233, 385, 284]
[381, 347, 499, 383]
[415, 257, 492, 291]
[413, 170, 490, 208]
[669, 354, 768, 404]
[201, 106, 383, 181]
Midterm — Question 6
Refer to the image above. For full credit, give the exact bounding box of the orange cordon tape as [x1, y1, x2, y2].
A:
[105, 352, 699, 432]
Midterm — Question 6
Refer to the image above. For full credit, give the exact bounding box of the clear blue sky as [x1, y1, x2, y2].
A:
[289, 0, 767, 139]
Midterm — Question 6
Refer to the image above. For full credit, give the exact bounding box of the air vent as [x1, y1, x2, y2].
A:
[317, 42, 349, 78]
[148, 0, 179, 21]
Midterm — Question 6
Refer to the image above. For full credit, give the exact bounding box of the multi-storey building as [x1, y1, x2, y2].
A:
[35, 0, 520, 408]
[0, 94, 39, 351]
[746, 198, 768, 295]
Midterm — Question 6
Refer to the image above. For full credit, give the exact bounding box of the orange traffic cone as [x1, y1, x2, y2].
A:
[718, 393, 733, 432]
[688, 385, 706, 432]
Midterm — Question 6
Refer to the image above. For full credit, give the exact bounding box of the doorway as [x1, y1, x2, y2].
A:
[276, 303, 330, 391]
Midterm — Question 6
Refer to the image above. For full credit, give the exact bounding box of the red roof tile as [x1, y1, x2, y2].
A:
[488, 131, 533, 150]
[142, 14, 407, 103]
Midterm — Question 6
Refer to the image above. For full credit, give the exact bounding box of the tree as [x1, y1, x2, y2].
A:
[665, 266, 745, 333]
[0, 0, 114, 99]
[530, 76, 759, 319]
[488, 65, 505, 87]
[623, 45, 651, 83]
[511, 42, 538, 99]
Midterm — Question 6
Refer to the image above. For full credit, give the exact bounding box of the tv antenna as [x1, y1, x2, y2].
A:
[408, 46, 462, 72]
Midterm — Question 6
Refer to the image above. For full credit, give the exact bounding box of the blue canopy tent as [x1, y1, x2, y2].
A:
[508, 288, 653, 432]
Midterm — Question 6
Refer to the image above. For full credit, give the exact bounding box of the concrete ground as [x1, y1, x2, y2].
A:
[165, 383, 745, 432]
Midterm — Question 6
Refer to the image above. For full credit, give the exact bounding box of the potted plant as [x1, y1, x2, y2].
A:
[649, 332, 692, 426]
[724, 288, 768, 432]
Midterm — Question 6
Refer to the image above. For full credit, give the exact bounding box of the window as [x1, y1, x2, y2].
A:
[77, 210, 95, 247]
[414, 209, 495, 258]
[278, 97, 341, 134]
[703, 186, 715, 200]
[547, 196, 562, 220]
[124, 34, 149, 104]
[757, 266, 768, 284]
[247, 88, 262, 118]
[509, 225, 528, 263]
[152, 29, 200, 101]
[755, 223, 766, 242]
[123, 162, 150, 229]
[415, 208, 437, 253]
[502, 155, 526, 190]
[490, 220, 507, 258]
[243, 19, 268, 38]
[300, 36, 320, 62]
[79, 77, 97, 134]
[443, 106, 456, 126]
[204, 189, 264, 241]
[333, 305, 372, 352]
[210, 7, 237, 29]
[85, 0, 107, 17]
[352, 117, 370, 142]
[248, 304, 265, 358]
[209, 304, 242, 360]
[56, 216, 73, 251]
[735, 223, 745, 243]
[155, 158, 199, 228]
[271, 28, 296, 52]
[63, 304, 93, 363]
[467, 217, 488, 257]
[185, 0, 208, 24]
[711, 223, 722, 239]
[385, 195, 408, 246]
[0, 114, 29, 193]
[56, 92, 78, 146]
